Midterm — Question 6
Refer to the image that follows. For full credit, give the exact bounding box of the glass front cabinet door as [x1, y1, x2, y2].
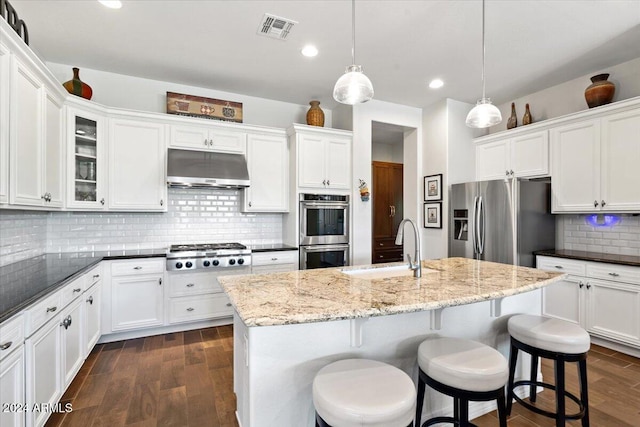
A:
[66, 106, 106, 209]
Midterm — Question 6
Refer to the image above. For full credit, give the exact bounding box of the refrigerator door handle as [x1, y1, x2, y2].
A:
[477, 196, 485, 255]
[472, 196, 479, 255]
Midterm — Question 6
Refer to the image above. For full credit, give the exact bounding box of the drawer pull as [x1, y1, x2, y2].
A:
[0, 341, 12, 351]
[93, 274, 100, 279]
[226, 303, 232, 307]
[554, 265, 564, 269]
[133, 266, 143, 270]
[73, 288, 82, 293]
[608, 272, 620, 277]
[46, 306, 57, 313]
[271, 258, 278, 261]
[87, 296, 94, 305]
[186, 283, 195, 287]
[187, 307, 195, 312]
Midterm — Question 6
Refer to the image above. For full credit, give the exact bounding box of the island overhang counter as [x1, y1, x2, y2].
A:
[219, 257, 565, 427]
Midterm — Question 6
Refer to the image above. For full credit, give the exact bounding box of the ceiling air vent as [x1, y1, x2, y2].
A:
[257, 13, 297, 40]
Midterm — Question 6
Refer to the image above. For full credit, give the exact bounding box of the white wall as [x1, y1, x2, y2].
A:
[422, 99, 479, 259]
[489, 56, 640, 134]
[46, 62, 332, 129]
[372, 141, 403, 163]
[351, 100, 423, 265]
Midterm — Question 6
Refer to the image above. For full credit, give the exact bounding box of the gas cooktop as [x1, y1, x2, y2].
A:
[166, 242, 251, 271]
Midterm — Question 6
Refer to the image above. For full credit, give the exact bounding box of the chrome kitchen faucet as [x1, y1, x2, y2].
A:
[395, 218, 422, 278]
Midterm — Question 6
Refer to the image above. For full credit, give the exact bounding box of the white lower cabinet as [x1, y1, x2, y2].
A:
[0, 314, 24, 427]
[83, 281, 102, 356]
[110, 259, 165, 332]
[538, 255, 640, 349]
[166, 270, 233, 324]
[251, 250, 298, 274]
[60, 298, 83, 388]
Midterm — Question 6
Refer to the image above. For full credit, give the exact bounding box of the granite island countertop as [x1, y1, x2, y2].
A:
[219, 257, 566, 327]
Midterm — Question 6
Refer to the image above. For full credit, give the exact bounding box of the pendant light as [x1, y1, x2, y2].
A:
[466, 0, 502, 128]
[333, 0, 374, 104]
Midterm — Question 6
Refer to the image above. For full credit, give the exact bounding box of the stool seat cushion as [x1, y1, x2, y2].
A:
[312, 359, 416, 427]
[418, 337, 509, 392]
[508, 314, 590, 354]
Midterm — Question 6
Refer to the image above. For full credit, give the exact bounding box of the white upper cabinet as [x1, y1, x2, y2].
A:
[243, 132, 289, 212]
[9, 55, 65, 209]
[290, 124, 352, 192]
[66, 105, 107, 210]
[108, 117, 167, 211]
[552, 106, 640, 213]
[475, 130, 549, 181]
[170, 124, 246, 153]
[0, 42, 9, 204]
[600, 108, 640, 211]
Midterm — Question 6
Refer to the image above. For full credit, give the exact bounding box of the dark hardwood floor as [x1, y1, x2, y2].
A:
[46, 326, 640, 427]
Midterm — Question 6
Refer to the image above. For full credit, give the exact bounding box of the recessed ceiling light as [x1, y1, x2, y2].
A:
[429, 79, 444, 89]
[98, 0, 122, 9]
[301, 45, 318, 57]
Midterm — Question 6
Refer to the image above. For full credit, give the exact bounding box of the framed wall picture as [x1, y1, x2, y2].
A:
[424, 174, 442, 201]
[424, 202, 442, 229]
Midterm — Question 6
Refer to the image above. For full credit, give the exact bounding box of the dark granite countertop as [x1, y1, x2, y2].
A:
[535, 249, 640, 268]
[0, 249, 167, 324]
[250, 244, 298, 252]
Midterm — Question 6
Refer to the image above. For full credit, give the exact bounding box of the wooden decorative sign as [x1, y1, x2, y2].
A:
[166, 91, 243, 123]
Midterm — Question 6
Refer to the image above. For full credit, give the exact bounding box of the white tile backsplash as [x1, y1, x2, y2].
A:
[0, 189, 282, 266]
[558, 214, 640, 255]
[0, 210, 48, 266]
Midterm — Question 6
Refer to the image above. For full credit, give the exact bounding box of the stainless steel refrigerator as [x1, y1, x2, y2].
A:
[448, 179, 555, 267]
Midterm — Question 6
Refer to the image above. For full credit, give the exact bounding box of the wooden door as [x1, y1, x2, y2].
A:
[372, 161, 403, 263]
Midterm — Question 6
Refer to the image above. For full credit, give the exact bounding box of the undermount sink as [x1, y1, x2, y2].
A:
[341, 265, 437, 280]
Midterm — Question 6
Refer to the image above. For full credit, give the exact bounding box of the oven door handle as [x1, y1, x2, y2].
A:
[301, 202, 349, 209]
[301, 244, 349, 253]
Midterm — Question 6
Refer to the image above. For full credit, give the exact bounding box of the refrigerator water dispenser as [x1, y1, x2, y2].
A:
[453, 210, 468, 241]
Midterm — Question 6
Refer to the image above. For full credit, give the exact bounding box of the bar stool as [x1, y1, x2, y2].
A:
[506, 314, 590, 427]
[416, 337, 509, 427]
[312, 358, 416, 427]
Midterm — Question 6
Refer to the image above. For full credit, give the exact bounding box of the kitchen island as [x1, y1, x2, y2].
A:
[219, 257, 565, 427]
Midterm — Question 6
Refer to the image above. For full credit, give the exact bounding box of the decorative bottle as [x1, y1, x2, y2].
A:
[522, 104, 532, 125]
[306, 100, 325, 127]
[62, 67, 93, 100]
[506, 102, 517, 129]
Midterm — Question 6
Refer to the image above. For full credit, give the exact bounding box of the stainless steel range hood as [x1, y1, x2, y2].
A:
[167, 148, 250, 188]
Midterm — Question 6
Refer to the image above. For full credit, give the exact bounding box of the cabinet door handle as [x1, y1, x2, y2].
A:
[186, 283, 195, 287]
[226, 303, 232, 307]
[100, 198, 105, 205]
[554, 265, 563, 269]
[248, 201, 252, 207]
[87, 296, 94, 305]
[47, 306, 57, 313]
[594, 200, 599, 207]
[186, 307, 195, 312]
[133, 266, 143, 270]
[608, 272, 620, 277]
[601, 200, 606, 207]
[322, 179, 326, 186]
[93, 274, 100, 279]
[586, 283, 591, 289]
[579, 282, 584, 288]
[159, 278, 162, 285]
[73, 288, 82, 293]
[61, 315, 72, 329]
[505, 170, 510, 177]
[160, 199, 164, 206]
[0, 341, 12, 351]
[389, 206, 393, 217]
[379, 243, 383, 246]
[509, 170, 514, 176]
[326, 180, 330, 186]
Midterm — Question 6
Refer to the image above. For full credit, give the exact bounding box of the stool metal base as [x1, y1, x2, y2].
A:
[315, 413, 413, 427]
[506, 337, 589, 427]
[416, 369, 507, 427]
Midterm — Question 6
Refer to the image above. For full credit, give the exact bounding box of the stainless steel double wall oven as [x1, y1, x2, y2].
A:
[299, 194, 349, 269]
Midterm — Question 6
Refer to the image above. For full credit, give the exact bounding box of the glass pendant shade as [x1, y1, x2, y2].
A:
[466, 98, 502, 128]
[333, 65, 374, 105]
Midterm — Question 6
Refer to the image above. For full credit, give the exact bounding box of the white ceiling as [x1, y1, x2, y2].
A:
[10, 0, 640, 110]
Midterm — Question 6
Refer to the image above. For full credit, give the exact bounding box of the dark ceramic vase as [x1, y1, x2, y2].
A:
[584, 73, 615, 108]
[63, 67, 93, 100]
[306, 100, 324, 127]
[507, 102, 517, 129]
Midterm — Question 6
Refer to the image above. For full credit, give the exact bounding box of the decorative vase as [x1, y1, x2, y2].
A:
[507, 102, 517, 129]
[306, 100, 324, 127]
[584, 73, 615, 108]
[522, 103, 532, 125]
[63, 67, 93, 100]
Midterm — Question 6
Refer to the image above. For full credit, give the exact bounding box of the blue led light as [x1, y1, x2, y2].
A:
[586, 214, 621, 227]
